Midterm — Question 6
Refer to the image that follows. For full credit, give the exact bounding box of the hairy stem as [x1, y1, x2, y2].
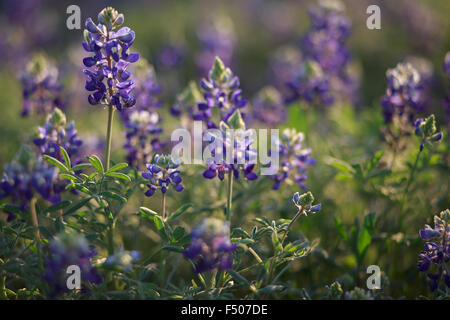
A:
[399, 147, 422, 226]
[161, 193, 166, 220]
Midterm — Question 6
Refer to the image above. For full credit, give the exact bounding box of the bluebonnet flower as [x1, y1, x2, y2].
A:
[381, 63, 425, 124]
[270, 128, 315, 190]
[184, 218, 237, 273]
[414, 115, 443, 152]
[44, 232, 102, 297]
[417, 209, 450, 291]
[141, 154, 184, 197]
[33, 108, 83, 165]
[269, 46, 302, 91]
[156, 41, 186, 70]
[203, 110, 258, 181]
[20, 53, 63, 117]
[292, 191, 322, 215]
[103, 248, 140, 272]
[123, 109, 163, 169]
[121, 59, 163, 169]
[196, 16, 236, 75]
[285, 60, 333, 106]
[250, 86, 286, 127]
[0, 146, 60, 221]
[82, 7, 139, 110]
[302, 0, 351, 75]
[194, 56, 248, 129]
[286, 0, 357, 106]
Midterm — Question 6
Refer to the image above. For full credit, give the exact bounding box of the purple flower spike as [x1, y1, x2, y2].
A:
[184, 218, 237, 273]
[82, 7, 139, 110]
[141, 154, 184, 197]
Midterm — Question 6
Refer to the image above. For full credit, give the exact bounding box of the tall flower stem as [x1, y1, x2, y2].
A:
[161, 193, 166, 220]
[399, 147, 422, 227]
[30, 197, 40, 242]
[105, 105, 115, 171]
[226, 171, 234, 225]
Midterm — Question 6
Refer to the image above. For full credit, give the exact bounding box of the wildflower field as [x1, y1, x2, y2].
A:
[0, 0, 449, 302]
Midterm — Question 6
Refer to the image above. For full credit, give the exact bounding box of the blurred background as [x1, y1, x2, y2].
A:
[0, 0, 449, 299]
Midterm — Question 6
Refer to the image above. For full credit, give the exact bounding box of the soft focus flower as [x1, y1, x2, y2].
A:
[269, 128, 315, 190]
[141, 154, 184, 197]
[285, 0, 357, 106]
[250, 86, 286, 127]
[184, 218, 237, 273]
[417, 209, 450, 292]
[196, 16, 236, 75]
[203, 110, 258, 181]
[0, 146, 60, 221]
[44, 232, 102, 297]
[33, 108, 83, 165]
[82, 7, 139, 110]
[441, 52, 450, 130]
[156, 41, 186, 70]
[170, 81, 203, 120]
[20, 53, 63, 117]
[381, 62, 425, 124]
[123, 109, 163, 169]
[121, 59, 163, 169]
[103, 248, 140, 272]
[269, 46, 302, 90]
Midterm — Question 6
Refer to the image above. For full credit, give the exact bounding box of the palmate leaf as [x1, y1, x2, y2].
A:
[59, 146, 71, 169]
[87, 155, 104, 174]
[107, 162, 128, 173]
[167, 203, 193, 222]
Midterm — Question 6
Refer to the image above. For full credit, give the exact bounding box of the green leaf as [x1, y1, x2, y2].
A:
[0, 204, 23, 215]
[38, 226, 53, 240]
[107, 162, 128, 173]
[99, 191, 127, 203]
[167, 203, 193, 222]
[271, 229, 282, 253]
[172, 226, 186, 242]
[71, 163, 92, 172]
[63, 197, 92, 216]
[88, 155, 104, 173]
[139, 207, 158, 220]
[45, 200, 72, 213]
[357, 212, 376, 258]
[105, 172, 131, 182]
[60, 173, 82, 182]
[153, 215, 169, 242]
[231, 227, 251, 239]
[325, 157, 355, 175]
[162, 245, 184, 253]
[334, 217, 349, 245]
[228, 270, 252, 289]
[43, 155, 68, 172]
[60, 146, 71, 169]
[54, 217, 65, 233]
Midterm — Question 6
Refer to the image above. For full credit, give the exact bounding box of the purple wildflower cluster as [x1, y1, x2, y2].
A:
[203, 116, 258, 182]
[270, 129, 315, 190]
[292, 191, 322, 215]
[44, 232, 101, 297]
[82, 7, 139, 110]
[20, 54, 63, 117]
[33, 108, 83, 165]
[286, 1, 355, 106]
[184, 218, 237, 273]
[250, 86, 286, 127]
[381, 62, 425, 124]
[156, 41, 186, 70]
[196, 17, 236, 75]
[121, 59, 163, 169]
[417, 209, 450, 292]
[0, 146, 59, 221]
[141, 154, 184, 197]
[194, 57, 248, 129]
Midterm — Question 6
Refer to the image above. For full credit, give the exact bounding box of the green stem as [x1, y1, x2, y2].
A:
[226, 171, 234, 224]
[399, 147, 422, 226]
[161, 193, 166, 220]
[280, 208, 303, 245]
[30, 197, 40, 242]
[105, 105, 115, 171]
